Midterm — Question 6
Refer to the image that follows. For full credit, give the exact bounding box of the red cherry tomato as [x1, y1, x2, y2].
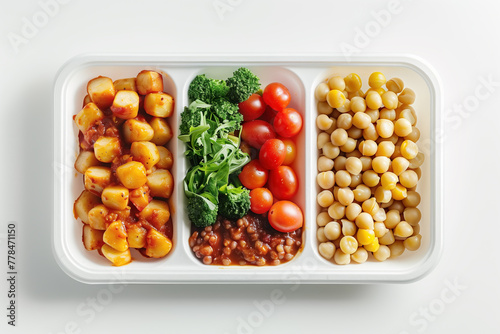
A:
[259, 139, 286, 170]
[238, 94, 267, 121]
[280, 138, 297, 166]
[263, 83, 291, 112]
[259, 106, 278, 124]
[273, 108, 303, 138]
[241, 120, 276, 149]
[238, 160, 268, 189]
[267, 166, 298, 200]
[268, 201, 303, 232]
[249, 188, 273, 214]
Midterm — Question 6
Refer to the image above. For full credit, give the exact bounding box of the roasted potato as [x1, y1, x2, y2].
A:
[122, 119, 154, 143]
[144, 92, 174, 118]
[84, 166, 112, 195]
[116, 161, 148, 189]
[74, 102, 104, 133]
[136, 70, 163, 95]
[93, 136, 121, 163]
[87, 76, 116, 110]
[101, 186, 129, 210]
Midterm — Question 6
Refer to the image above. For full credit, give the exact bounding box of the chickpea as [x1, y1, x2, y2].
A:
[365, 109, 380, 123]
[340, 236, 358, 255]
[318, 156, 334, 172]
[335, 170, 351, 187]
[363, 123, 379, 141]
[389, 240, 405, 258]
[362, 197, 379, 216]
[346, 203, 362, 221]
[322, 143, 340, 160]
[375, 186, 392, 203]
[340, 137, 357, 153]
[317, 171, 335, 189]
[382, 91, 398, 109]
[376, 119, 394, 138]
[317, 132, 330, 150]
[399, 170, 418, 188]
[341, 219, 357, 236]
[337, 113, 352, 130]
[385, 209, 401, 229]
[344, 73, 362, 92]
[391, 183, 408, 200]
[324, 221, 342, 240]
[331, 128, 348, 146]
[389, 200, 405, 214]
[337, 99, 351, 113]
[379, 108, 396, 120]
[386, 77, 404, 93]
[318, 101, 334, 115]
[364, 237, 380, 253]
[316, 211, 331, 227]
[345, 157, 363, 175]
[374, 222, 388, 238]
[393, 118, 412, 137]
[315, 82, 330, 101]
[373, 245, 391, 261]
[362, 170, 380, 188]
[367, 87, 386, 96]
[355, 212, 374, 229]
[356, 229, 375, 246]
[348, 89, 364, 100]
[392, 156, 410, 175]
[353, 111, 372, 129]
[317, 114, 333, 131]
[402, 191, 421, 207]
[368, 72, 386, 89]
[379, 229, 395, 245]
[366, 91, 383, 110]
[404, 234, 421, 251]
[347, 126, 363, 139]
[334, 156, 346, 171]
[319, 242, 336, 259]
[360, 156, 372, 171]
[334, 249, 351, 265]
[351, 97, 367, 113]
[326, 89, 346, 109]
[398, 88, 416, 105]
[394, 221, 413, 238]
[376, 141, 395, 157]
[403, 207, 422, 226]
[409, 152, 425, 169]
[372, 156, 391, 173]
[350, 173, 363, 187]
[414, 167, 422, 180]
[351, 247, 368, 263]
[338, 187, 354, 206]
[317, 227, 328, 243]
[412, 224, 421, 236]
[405, 127, 420, 142]
[346, 150, 362, 158]
[328, 76, 346, 91]
[317, 190, 334, 208]
[359, 140, 377, 156]
[400, 140, 418, 160]
[399, 109, 417, 125]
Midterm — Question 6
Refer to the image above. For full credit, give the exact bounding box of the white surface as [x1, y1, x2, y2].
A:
[0, 0, 498, 332]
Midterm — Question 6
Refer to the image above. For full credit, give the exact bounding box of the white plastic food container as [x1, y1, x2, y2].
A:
[53, 54, 442, 284]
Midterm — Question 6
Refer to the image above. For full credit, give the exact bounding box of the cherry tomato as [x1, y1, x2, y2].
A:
[249, 188, 273, 214]
[267, 166, 298, 200]
[259, 139, 286, 170]
[259, 106, 278, 124]
[238, 160, 268, 189]
[280, 138, 297, 166]
[238, 94, 267, 121]
[273, 108, 303, 138]
[241, 120, 276, 149]
[263, 83, 291, 112]
[268, 201, 303, 232]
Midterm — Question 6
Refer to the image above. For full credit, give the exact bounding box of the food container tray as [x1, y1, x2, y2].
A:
[53, 54, 442, 284]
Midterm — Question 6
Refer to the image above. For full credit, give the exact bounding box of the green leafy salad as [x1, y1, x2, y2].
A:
[179, 68, 260, 227]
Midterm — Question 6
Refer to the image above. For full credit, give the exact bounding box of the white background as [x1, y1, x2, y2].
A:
[1, 0, 499, 333]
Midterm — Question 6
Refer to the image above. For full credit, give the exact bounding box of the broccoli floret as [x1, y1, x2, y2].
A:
[218, 184, 250, 220]
[179, 100, 211, 135]
[226, 67, 260, 103]
[211, 99, 244, 132]
[187, 194, 218, 227]
[188, 74, 229, 104]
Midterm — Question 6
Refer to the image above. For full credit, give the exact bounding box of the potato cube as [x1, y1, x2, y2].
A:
[149, 117, 173, 145]
[101, 244, 131, 266]
[84, 166, 112, 195]
[144, 92, 174, 118]
[113, 78, 137, 92]
[147, 169, 173, 199]
[101, 186, 129, 210]
[127, 225, 147, 248]
[83, 225, 104, 251]
[75, 151, 100, 174]
[110, 90, 139, 119]
[136, 70, 163, 95]
[109, 208, 131, 221]
[129, 185, 152, 211]
[139, 200, 170, 229]
[145, 229, 172, 258]
[116, 161, 147, 189]
[131, 141, 159, 170]
[122, 119, 154, 143]
[87, 76, 116, 110]
[87, 204, 109, 230]
[74, 190, 101, 224]
[157, 147, 173, 170]
[103, 221, 128, 252]
[74, 102, 104, 133]
[83, 94, 92, 107]
[93, 136, 121, 163]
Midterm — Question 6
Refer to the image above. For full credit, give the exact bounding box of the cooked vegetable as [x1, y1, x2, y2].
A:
[218, 184, 250, 220]
[226, 67, 261, 103]
[188, 74, 229, 104]
[187, 194, 218, 227]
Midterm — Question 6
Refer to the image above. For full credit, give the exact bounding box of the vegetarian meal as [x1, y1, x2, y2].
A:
[181, 68, 304, 266]
[73, 70, 174, 266]
[315, 72, 424, 264]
